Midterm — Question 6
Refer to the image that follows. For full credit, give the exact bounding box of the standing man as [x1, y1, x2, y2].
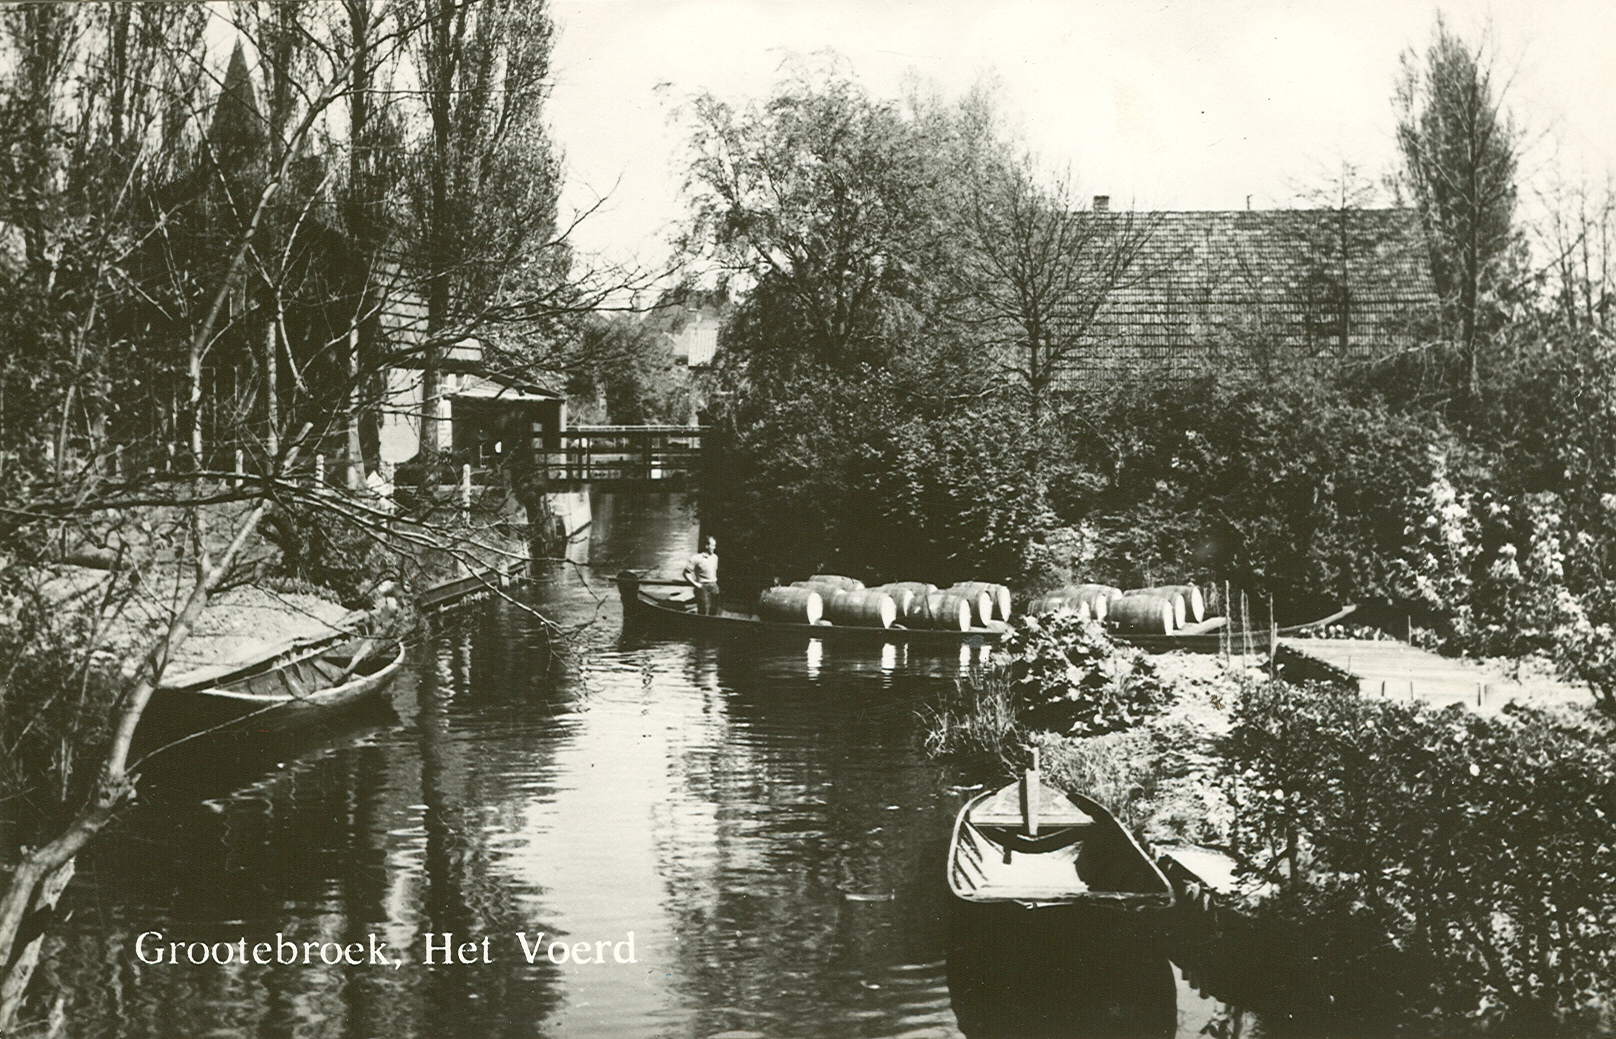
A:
[684, 535, 721, 615]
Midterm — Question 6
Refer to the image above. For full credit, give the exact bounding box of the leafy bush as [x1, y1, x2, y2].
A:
[700, 364, 1053, 585]
[1223, 679, 1616, 1034]
[1031, 729, 1156, 838]
[1083, 372, 1452, 617]
[997, 609, 1173, 736]
[919, 610, 1172, 764]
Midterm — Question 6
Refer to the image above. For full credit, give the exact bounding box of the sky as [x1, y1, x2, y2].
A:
[543, 0, 1616, 272]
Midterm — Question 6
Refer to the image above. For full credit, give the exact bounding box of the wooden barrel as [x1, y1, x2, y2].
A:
[958, 588, 994, 628]
[793, 574, 864, 592]
[1136, 583, 1205, 623]
[895, 592, 932, 628]
[1108, 595, 1177, 635]
[1032, 594, 1094, 621]
[1026, 591, 1073, 617]
[882, 581, 937, 602]
[1032, 585, 1114, 621]
[875, 583, 919, 617]
[826, 589, 897, 628]
[1027, 592, 1063, 615]
[927, 591, 974, 631]
[1071, 584, 1121, 621]
[950, 581, 1012, 621]
[758, 586, 823, 624]
[1124, 588, 1185, 629]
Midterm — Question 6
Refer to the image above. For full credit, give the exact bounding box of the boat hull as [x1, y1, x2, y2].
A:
[947, 784, 1173, 910]
[947, 899, 1178, 1039]
[144, 638, 405, 740]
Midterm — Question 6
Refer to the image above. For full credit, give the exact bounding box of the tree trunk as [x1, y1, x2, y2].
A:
[0, 432, 303, 1026]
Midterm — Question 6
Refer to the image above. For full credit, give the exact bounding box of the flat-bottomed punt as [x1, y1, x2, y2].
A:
[147, 635, 405, 738]
[948, 756, 1174, 910]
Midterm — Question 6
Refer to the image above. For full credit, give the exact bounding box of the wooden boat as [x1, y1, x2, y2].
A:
[418, 562, 523, 612]
[147, 635, 405, 738]
[617, 572, 1006, 646]
[947, 753, 1174, 910]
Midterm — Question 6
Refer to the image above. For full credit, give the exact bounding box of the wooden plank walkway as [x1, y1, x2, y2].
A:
[1277, 637, 1591, 712]
[419, 562, 521, 612]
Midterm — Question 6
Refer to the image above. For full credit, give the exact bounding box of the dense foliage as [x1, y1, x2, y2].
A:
[1223, 680, 1616, 1034]
[998, 610, 1173, 736]
[923, 610, 1172, 762]
[1073, 373, 1448, 615]
[682, 36, 1616, 716]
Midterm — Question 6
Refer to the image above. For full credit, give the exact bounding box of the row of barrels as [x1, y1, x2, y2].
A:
[758, 576, 1013, 631]
[1027, 583, 1208, 635]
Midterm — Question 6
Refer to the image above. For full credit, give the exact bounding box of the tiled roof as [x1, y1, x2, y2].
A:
[1054, 208, 1438, 386]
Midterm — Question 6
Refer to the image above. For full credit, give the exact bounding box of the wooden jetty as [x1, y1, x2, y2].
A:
[1276, 637, 1591, 711]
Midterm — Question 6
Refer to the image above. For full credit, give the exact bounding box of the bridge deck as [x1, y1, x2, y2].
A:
[542, 424, 702, 484]
[1277, 637, 1591, 712]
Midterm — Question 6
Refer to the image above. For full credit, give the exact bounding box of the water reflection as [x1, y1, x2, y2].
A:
[949, 904, 1178, 1038]
[40, 493, 1243, 1038]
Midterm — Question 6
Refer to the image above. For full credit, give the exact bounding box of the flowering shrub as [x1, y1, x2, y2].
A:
[1388, 452, 1479, 617]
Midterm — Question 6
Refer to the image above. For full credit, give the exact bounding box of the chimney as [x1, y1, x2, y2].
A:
[1093, 195, 1110, 213]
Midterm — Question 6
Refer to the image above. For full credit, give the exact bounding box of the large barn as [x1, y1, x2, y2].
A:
[1050, 204, 1440, 388]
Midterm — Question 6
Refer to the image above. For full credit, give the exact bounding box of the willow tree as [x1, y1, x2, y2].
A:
[681, 65, 954, 377]
[955, 156, 1157, 414]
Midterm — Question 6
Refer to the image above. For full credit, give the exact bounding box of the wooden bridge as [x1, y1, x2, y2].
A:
[1278, 637, 1592, 713]
[542, 425, 704, 488]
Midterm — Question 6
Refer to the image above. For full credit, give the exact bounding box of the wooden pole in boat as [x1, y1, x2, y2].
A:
[1022, 748, 1040, 837]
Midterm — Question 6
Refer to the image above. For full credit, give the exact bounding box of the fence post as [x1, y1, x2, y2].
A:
[315, 453, 325, 489]
[234, 448, 244, 489]
[461, 463, 472, 521]
[379, 460, 396, 527]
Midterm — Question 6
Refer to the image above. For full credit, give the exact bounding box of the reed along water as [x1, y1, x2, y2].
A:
[43, 493, 1251, 1038]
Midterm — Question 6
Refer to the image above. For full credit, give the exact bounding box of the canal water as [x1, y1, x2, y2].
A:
[45, 493, 1250, 1038]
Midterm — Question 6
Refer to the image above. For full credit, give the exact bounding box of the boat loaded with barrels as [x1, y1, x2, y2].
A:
[618, 572, 1015, 645]
[619, 569, 1249, 647]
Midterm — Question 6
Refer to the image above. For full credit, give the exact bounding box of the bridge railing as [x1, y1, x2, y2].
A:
[544, 425, 704, 483]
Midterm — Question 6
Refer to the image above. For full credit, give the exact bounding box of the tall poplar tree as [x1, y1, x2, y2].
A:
[1395, 17, 1522, 401]
[402, 0, 561, 466]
